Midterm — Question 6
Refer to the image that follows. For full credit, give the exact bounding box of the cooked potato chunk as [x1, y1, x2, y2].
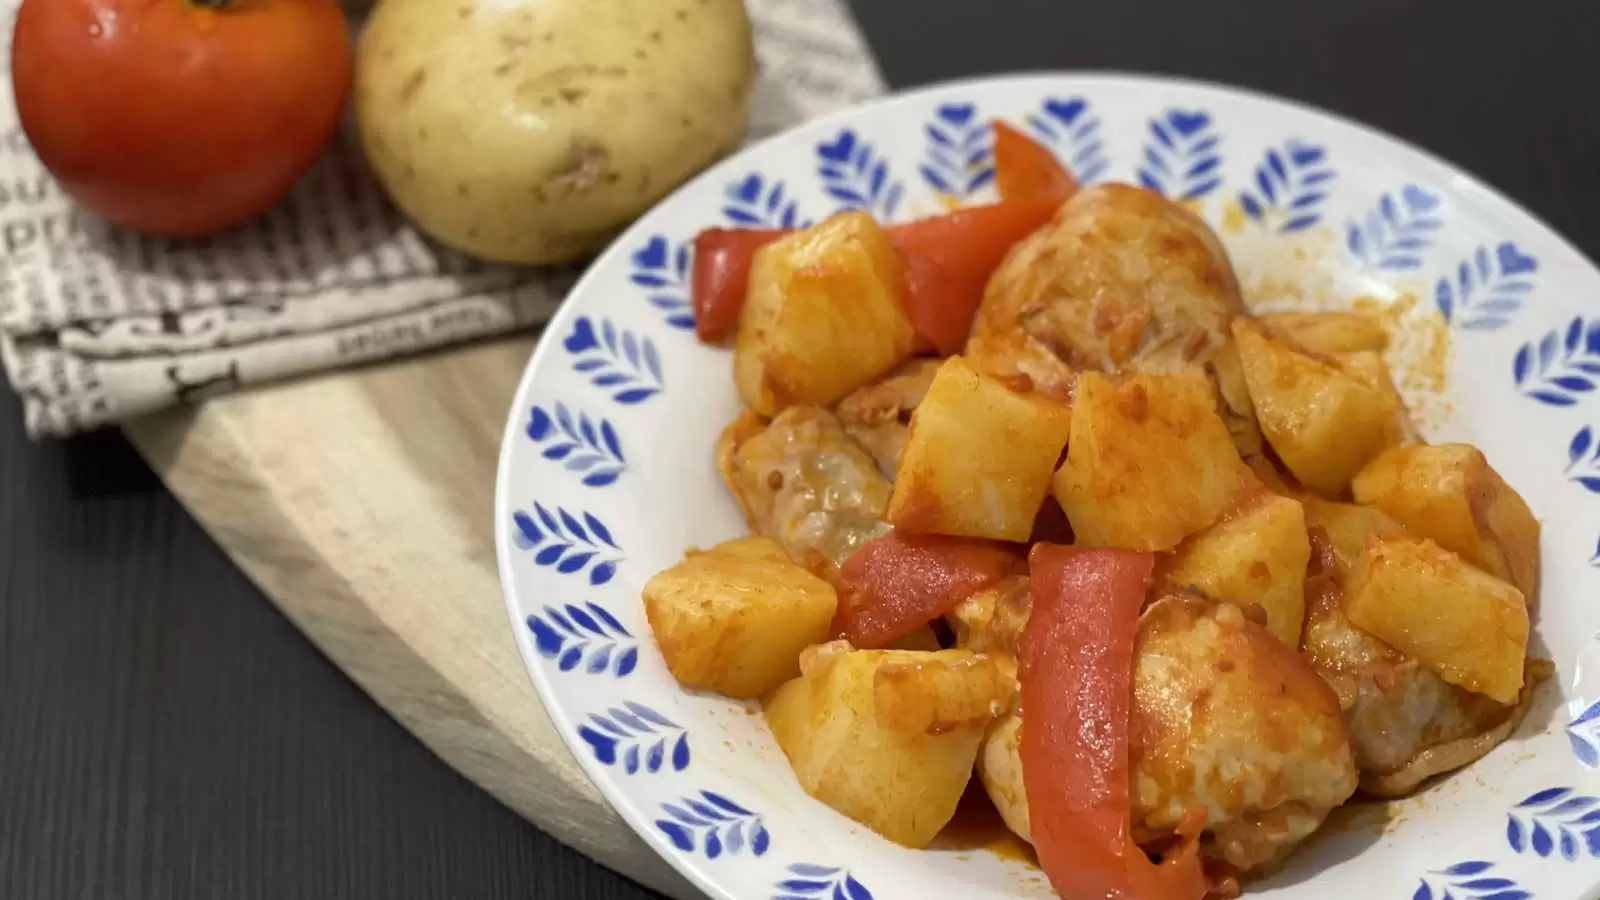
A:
[1345, 533, 1529, 704]
[765, 643, 1012, 847]
[1351, 444, 1541, 602]
[1336, 351, 1418, 447]
[734, 212, 918, 415]
[1054, 369, 1249, 551]
[1232, 319, 1396, 494]
[1258, 311, 1388, 354]
[886, 357, 1072, 542]
[643, 537, 837, 699]
[1157, 494, 1310, 647]
[1301, 497, 1406, 582]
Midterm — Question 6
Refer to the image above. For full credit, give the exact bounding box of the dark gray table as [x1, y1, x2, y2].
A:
[4, 2, 1598, 898]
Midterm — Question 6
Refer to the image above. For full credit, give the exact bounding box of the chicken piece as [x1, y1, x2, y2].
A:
[716, 406, 892, 573]
[971, 183, 1256, 453]
[1300, 568, 1542, 796]
[834, 359, 941, 478]
[968, 589, 1357, 876]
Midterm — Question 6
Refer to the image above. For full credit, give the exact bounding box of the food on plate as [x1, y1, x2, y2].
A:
[643, 536, 837, 699]
[716, 406, 891, 574]
[1054, 369, 1250, 552]
[638, 123, 1542, 895]
[1256, 310, 1389, 354]
[887, 356, 1073, 542]
[1351, 443, 1541, 601]
[734, 211, 920, 415]
[1232, 319, 1398, 493]
[355, 0, 754, 264]
[1344, 532, 1529, 704]
[1156, 493, 1311, 647]
[11, 0, 351, 237]
[765, 642, 1014, 848]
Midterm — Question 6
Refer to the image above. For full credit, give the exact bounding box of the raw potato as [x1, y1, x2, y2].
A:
[765, 643, 1012, 847]
[1158, 495, 1311, 647]
[735, 212, 919, 416]
[1352, 444, 1541, 602]
[1054, 369, 1250, 551]
[356, 0, 754, 263]
[887, 357, 1073, 542]
[1258, 311, 1388, 354]
[643, 537, 836, 699]
[1232, 319, 1395, 494]
[1345, 532, 1529, 704]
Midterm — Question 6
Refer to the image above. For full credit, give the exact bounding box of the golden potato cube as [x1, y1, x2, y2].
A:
[765, 643, 1011, 847]
[643, 537, 837, 699]
[887, 356, 1072, 541]
[1345, 532, 1529, 704]
[1301, 496, 1406, 582]
[1232, 319, 1395, 494]
[1258, 311, 1389, 354]
[1054, 369, 1249, 551]
[734, 211, 918, 416]
[1352, 444, 1541, 601]
[1158, 495, 1310, 647]
[1336, 351, 1419, 447]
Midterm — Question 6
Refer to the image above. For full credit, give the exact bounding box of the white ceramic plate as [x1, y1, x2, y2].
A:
[495, 73, 1600, 900]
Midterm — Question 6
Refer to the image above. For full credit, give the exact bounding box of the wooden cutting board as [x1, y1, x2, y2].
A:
[123, 332, 696, 900]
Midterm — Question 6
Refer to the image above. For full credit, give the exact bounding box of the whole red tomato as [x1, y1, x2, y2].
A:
[11, 0, 352, 238]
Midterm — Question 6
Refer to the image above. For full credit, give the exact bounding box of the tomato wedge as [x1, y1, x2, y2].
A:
[1020, 544, 1206, 900]
[690, 227, 790, 342]
[687, 201, 1055, 353]
[831, 530, 1021, 648]
[993, 121, 1079, 206]
[886, 199, 1058, 355]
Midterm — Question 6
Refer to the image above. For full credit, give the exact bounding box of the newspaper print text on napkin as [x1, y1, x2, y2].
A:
[0, 0, 885, 437]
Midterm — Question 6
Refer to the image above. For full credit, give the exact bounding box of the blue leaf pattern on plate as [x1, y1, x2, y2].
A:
[1137, 108, 1222, 201]
[654, 791, 770, 859]
[723, 173, 808, 228]
[1412, 861, 1530, 900]
[629, 235, 694, 331]
[1569, 701, 1600, 767]
[771, 863, 874, 900]
[578, 701, 690, 774]
[919, 103, 993, 199]
[526, 402, 627, 487]
[817, 129, 905, 220]
[564, 316, 665, 405]
[1435, 241, 1539, 331]
[1507, 788, 1600, 860]
[1237, 139, 1335, 232]
[525, 602, 638, 677]
[511, 503, 622, 585]
[1025, 96, 1108, 186]
[1346, 185, 1443, 271]
[1512, 317, 1600, 406]
[1564, 425, 1600, 494]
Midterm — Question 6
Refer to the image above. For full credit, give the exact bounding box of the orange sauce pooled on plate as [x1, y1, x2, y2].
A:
[930, 781, 1038, 865]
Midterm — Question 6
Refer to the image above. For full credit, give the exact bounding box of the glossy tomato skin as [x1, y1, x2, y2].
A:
[11, 0, 352, 237]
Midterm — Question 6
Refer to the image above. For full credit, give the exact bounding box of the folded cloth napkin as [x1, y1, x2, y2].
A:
[0, 0, 885, 437]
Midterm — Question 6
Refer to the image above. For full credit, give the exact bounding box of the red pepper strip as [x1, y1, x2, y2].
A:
[886, 199, 1058, 356]
[688, 201, 1055, 353]
[993, 120, 1079, 206]
[830, 530, 1022, 648]
[690, 227, 790, 342]
[1021, 544, 1207, 900]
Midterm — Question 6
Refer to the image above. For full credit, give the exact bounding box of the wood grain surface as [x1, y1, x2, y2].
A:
[6, 3, 1600, 900]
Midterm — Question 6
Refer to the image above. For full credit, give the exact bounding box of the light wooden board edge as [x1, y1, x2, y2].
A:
[124, 336, 695, 900]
